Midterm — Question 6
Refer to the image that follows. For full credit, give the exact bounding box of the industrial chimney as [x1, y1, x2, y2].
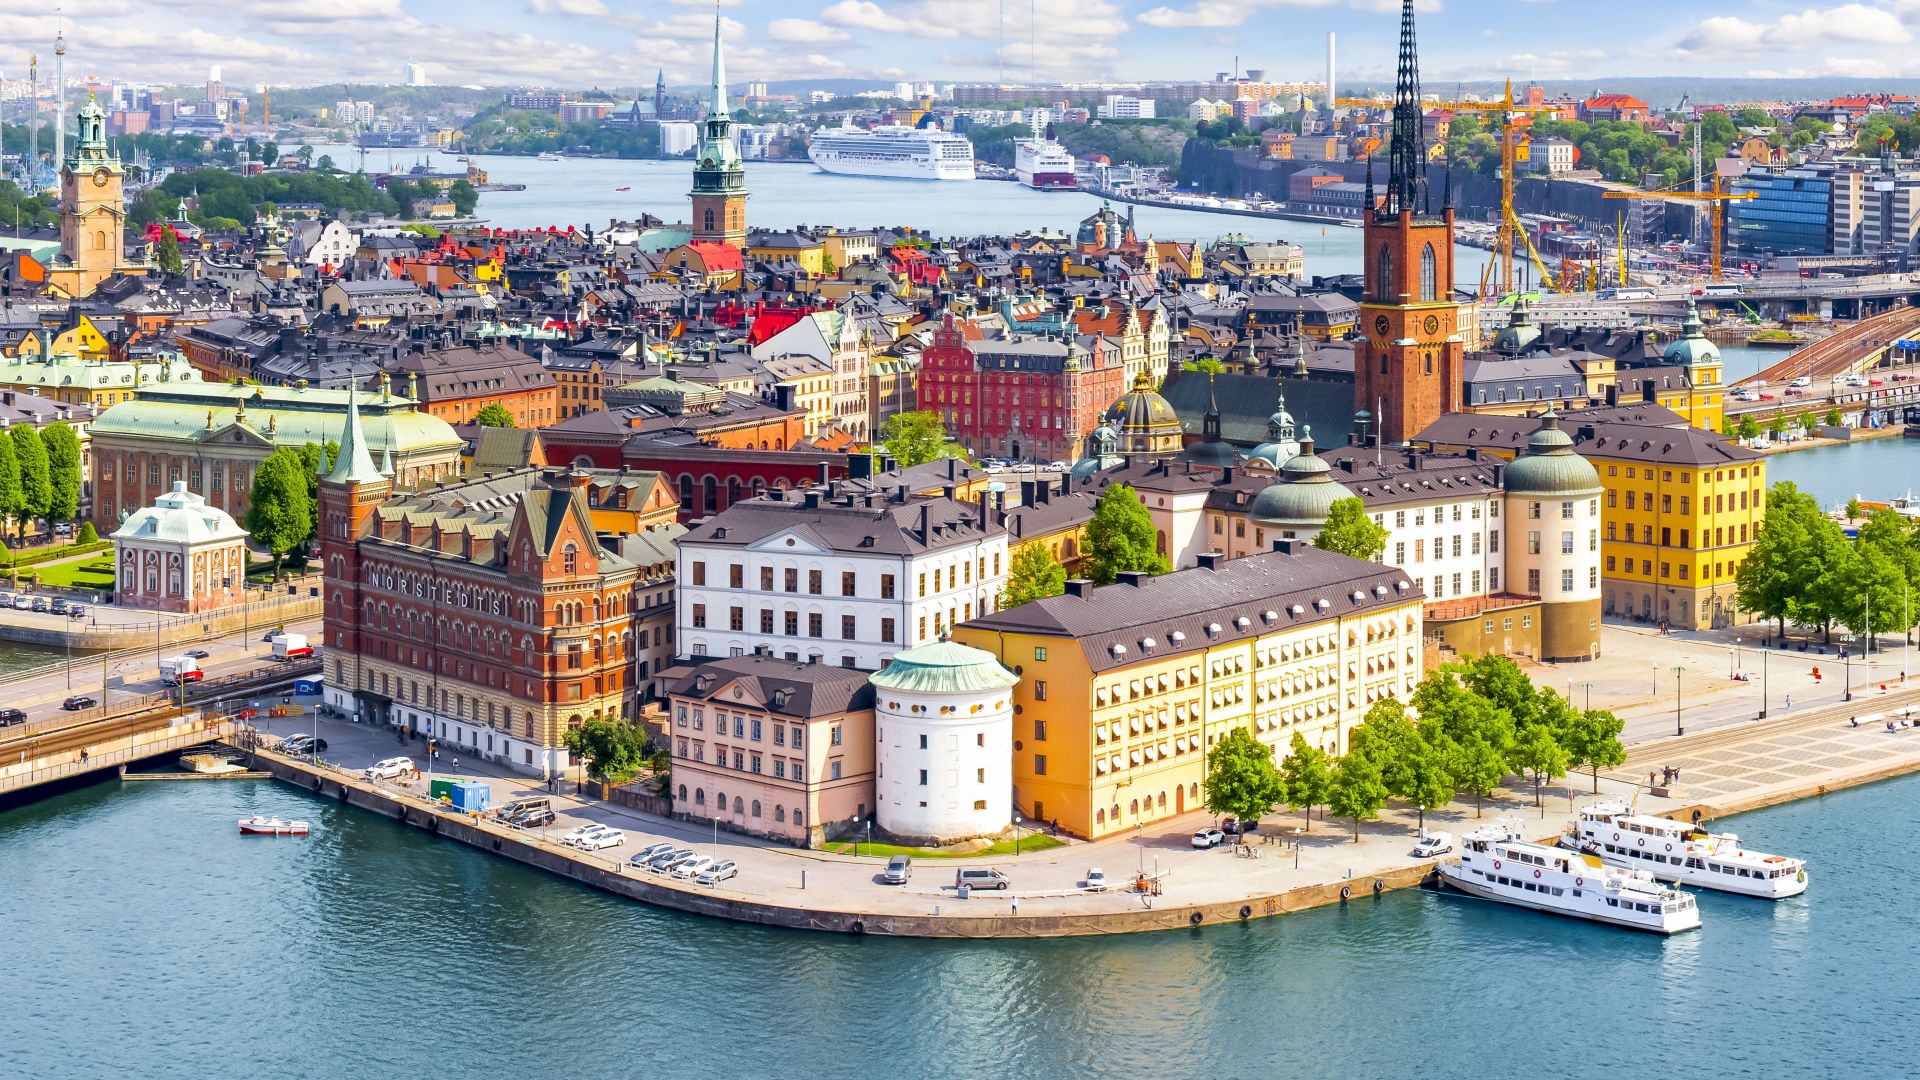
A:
[1326, 32, 1337, 110]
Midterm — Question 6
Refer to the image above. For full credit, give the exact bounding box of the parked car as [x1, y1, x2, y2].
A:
[883, 854, 913, 884]
[363, 756, 416, 780]
[62, 695, 96, 710]
[49, 598, 68, 614]
[954, 867, 1011, 891]
[576, 828, 626, 851]
[558, 823, 609, 846]
[0, 708, 26, 726]
[1192, 827, 1226, 849]
[649, 848, 697, 872]
[671, 855, 717, 879]
[629, 843, 676, 867]
[67, 605, 86, 620]
[696, 861, 738, 886]
[1791, 375, 1813, 388]
[282, 735, 328, 754]
[185, 649, 211, 660]
[507, 808, 554, 828]
[1221, 816, 1258, 835]
[53, 523, 72, 536]
[29, 597, 47, 613]
[11, 595, 28, 610]
[1412, 832, 1454, 858]
[1083, 868, 1108, 892]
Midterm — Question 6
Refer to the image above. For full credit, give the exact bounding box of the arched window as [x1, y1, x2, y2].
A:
[751, 800, 761, 818]
[1424, 352, 1434, 375]
[1374, 244, 1394, 302]
[1419, 243, 1437, 302]
[694, 788, 705, 804]
[561, 544, 578, 574]
[775, 806, 786, 822]
[793, 809, 804, 827]
[733, 796, 744, 813]
[678, 783, 688, 801]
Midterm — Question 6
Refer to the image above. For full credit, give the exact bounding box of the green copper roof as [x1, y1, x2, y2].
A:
[1502, 412, 1602, 496]
[870, 641, 1020, 695]
[89, 383, 463, 458]
[327, 385, 384, 485]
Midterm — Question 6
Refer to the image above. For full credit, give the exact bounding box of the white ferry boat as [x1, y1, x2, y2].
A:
[1563, 802, 1807, 899]
[1438, 822, 1701, 934]
[807, 124, 974, 181]
[1015, 138, 1076, 190]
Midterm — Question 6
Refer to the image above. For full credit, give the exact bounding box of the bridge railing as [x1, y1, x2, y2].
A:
[0, 719, 235, 796]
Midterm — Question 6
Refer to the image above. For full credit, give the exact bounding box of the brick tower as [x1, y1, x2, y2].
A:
[1352, 0, 1463, 446]
[318, 385, 392, 714]
[688, 12, 748, 247]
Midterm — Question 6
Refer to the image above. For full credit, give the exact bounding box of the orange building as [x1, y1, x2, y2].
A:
[392, 343, 559, 428]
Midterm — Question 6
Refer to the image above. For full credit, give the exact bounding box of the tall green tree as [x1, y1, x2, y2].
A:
[1328, 746, 1389, 843]
[154, 228, 185, 274]
[9, 426, 50, 536]
[474, 402, 517, 428]
[563, 716, 650, 783]
[877, 410, 963, 467]
[1739, 481, 1849, 639]
[1001, 542, 1067, 608]
[1279, 731, 1333, 832]
[1314, 496, 1389, 562]
[0, 433, 20, 534]
[1452, 730, 1509, 817]
[38, 424, 81, 525]
[1559, 707, 1627, 793]
[1082, 483, 1170, 585]
[1509, 723, 1570, 807]
[245, 447, 313, 579]
[1201, 728, 1286, 840]
[448, 178, 479, 216]
[1400, 723, 1459, 833]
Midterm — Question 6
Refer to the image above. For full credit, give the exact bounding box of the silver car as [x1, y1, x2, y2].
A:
[696, 861, 738, 886]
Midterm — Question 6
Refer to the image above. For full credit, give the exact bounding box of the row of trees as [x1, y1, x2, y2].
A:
[1738, 481, 1920, 643]
[1725, 410, 1842, 443]
[129, 168, 431, 230]
[0, 424, 83, 541]
[1205, 655, 1627, 842]
[242, 442, 339, 579]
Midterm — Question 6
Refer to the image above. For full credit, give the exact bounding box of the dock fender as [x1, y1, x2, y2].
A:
[1239, 905, 1251, 919]
[849, 920, 865, 935]
[428, 816, 440, 834]
[1373, 878, 1385, 894]
[1189, 911, 1203, 925]
[1339, 885, 1352, 901]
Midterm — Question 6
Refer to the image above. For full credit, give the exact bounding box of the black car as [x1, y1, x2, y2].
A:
[282, 735, 327, 754]
[507, 808, 556, 828]
[0, 708, 25, 726]
[62, 696, 96, 711]
[186, 649, 211, 660]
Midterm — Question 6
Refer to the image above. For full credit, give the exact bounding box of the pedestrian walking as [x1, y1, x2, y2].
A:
[1786, 693, 1793, 710]
[1649, 771, 1657, 789]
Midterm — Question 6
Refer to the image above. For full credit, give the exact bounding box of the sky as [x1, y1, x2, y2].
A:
[2, 1, 1918, 91]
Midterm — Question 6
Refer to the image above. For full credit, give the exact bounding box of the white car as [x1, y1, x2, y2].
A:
[671, 855, 716, 879]
[575, 828, 626, 851]
[1192, 828, 1226, 849]
[696, 860, 738, 886]
[559, 823, 608, 846]
[1791, 375, 1813, 388]
[363, 757, 416, 780]
[1083, 868, 1108, 892]
[1412, 832, 1454, 858]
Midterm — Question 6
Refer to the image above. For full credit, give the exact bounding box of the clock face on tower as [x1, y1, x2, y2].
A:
[1423, 314, 1441, 335]
[1373, 314, 1390, 336]
[92, 167, 111, 188]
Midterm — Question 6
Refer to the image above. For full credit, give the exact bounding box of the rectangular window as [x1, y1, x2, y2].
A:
[1034, 719, 1048, 740]
[831, 724, 843, 746]
[1033, 647, 1047, 661]
[751, 719, 763, 741]
[692, 603, 707, 629]
[1562, 568, 1574, 593]
[881, 617, 897, 643]
[1562, 532, 1575, 555]
[774, 725, 785, 747]
[1590, 567, 1599, 589]
[1527, 531, 1540, 555]
[808, 613, 823, 638]
[919, 769, 929, 786]
[830, 760, 842, 780]
[761, 566, 774, 591]
[760, 610, 774, 634]
[841, 614, 856, 640]
[842, 571, 856, 596]
[729, 606, 744, 631]
[784, 568, 798, 593]
[1033, 754, 1047, 776]
[729, 564, 743, 589]
[881, 574, 896, 599]
[751, 755, 762, 774]
[692, 562, 706, 586]
[784, 612, 799, 636]
[1528, 568, 1541, 594]
[808, 569, 822, 595]
[1034, 680, 1048, 701]
[1561, 501, 1574, 519]
[791, 726, 804, 749]
[774, 760, 786, 779]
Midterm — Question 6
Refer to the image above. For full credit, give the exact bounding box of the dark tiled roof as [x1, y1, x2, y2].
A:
[965, 546, 1419, 674]
[682, 490, 1003, 557]
[667, 653, 876, 718]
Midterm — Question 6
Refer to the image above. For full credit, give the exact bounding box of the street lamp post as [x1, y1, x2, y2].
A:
[1672, 666, 1685, 736]
[863, 816, 872, 858]
[1013, 812, 1023, 856]
[1575, 682, 1593, 712]
[1759, 647, 1769, 720]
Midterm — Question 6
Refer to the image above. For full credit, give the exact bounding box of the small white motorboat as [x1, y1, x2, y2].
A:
[238, 816, 310, 836]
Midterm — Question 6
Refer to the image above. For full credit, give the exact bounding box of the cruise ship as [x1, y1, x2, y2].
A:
[1562, 802, 1808, 899]
[806, 124, 974, 181]
[1438, 822, 1701, 934]
[1015, 138, 1076, 190]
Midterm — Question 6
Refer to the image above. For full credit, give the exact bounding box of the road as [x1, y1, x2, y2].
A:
[1735, 306, 1920, 390]
[0, 615, 321, 727]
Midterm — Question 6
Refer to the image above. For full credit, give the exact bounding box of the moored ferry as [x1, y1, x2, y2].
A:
[1562, 802, 1807, 899]
[1015, 138, 1076, 190]
[1438, 822, 1700, 934]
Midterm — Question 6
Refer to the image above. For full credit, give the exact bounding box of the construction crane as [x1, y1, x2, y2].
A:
[1339, 78, 1561, 297]
[1601, 177, 1755, 280]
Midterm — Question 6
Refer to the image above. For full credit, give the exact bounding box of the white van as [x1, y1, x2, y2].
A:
[955, 867, 1011, 891]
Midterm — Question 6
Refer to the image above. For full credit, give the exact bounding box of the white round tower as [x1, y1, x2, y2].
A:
[870, 640, 1019, 844]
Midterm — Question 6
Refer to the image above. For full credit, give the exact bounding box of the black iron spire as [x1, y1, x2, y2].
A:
[1364, 156, 1376, 218]
[1388, 0, 1427, 215]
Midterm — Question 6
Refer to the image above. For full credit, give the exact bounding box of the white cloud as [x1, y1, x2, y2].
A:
[819, 1, 955, 36]
[530, 0, 609, 14]
[1138, 3, 1250, 29]
[1675, 5, 1910, 57]
[1502, 49, 1606, 76]
[767, 18, 851, 44]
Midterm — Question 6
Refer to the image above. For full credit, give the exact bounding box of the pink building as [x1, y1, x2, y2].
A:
[109, 482, 251, 613]
[665, 651, 876, 847]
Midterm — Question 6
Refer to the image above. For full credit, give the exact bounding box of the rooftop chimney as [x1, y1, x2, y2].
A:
[1196, 551, 1223, 570]
[1117, 570, 1148, 587]
[1064, 579, 1093, 599]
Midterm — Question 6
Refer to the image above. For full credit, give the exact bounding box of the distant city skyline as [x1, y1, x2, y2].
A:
[0, 1, 1915, 91]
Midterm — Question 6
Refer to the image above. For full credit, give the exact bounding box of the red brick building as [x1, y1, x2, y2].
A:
[320, 396, 681, 779]
[918, 314, 1127, 464]
[1353, 178, 1465, 446]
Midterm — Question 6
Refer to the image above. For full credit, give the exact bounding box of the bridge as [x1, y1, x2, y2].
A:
[0, 659, 318, 800]
[1738, 306, 1920, 389]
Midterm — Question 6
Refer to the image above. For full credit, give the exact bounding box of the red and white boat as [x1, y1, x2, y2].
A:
[1015, 138, 1076, 190]
[238, 816, 310, 835]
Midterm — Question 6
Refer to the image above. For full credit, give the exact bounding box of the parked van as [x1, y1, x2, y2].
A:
[955, 867, 1011, 891]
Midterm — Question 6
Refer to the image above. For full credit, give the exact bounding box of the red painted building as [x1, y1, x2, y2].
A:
[917, 314, 1126, 464]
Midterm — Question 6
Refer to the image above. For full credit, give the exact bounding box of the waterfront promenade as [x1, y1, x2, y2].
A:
[244, 687, 1920, 937]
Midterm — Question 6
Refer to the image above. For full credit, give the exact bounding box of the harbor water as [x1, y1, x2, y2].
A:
[1, 771, 1912, 1079]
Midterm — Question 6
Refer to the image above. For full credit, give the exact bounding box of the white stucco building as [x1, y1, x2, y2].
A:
[109, 481, 251, 613]
[869, 640, 1019, 843]
[676, 485, 1009, 671]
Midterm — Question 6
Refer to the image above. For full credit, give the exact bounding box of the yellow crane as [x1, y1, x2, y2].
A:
[1601, 177, 1755, 280]
[1339, 78, 1562, 296]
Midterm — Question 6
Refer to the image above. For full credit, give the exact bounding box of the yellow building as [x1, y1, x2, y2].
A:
[758, 354, 834, 438]
[955, 544, 1424, 839]
[1419, 405, 1765, 630]
[12, 317, 112, 362]
[747, 231, 827, 276]
[0, 351, 201, 409]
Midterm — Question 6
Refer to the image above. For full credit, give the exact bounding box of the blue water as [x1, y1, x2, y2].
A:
[1, 771, 1909, 1079]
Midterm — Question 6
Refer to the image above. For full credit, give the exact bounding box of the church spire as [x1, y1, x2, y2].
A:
[1387, 0, 1427, 215]
[708, 6, 729, 120]
[326, 382, 385, 486]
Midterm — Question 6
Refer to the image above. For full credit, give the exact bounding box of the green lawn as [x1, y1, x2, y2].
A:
[821, 833, 1066, 859]
[30, 557, 114, 590]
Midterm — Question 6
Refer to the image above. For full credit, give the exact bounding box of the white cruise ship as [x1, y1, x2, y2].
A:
[806, 124, 974, 181]
[1438, 823, 1701, 934]
[1562, 802, 1808, 899]
[1015, 138, 1076, 190]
